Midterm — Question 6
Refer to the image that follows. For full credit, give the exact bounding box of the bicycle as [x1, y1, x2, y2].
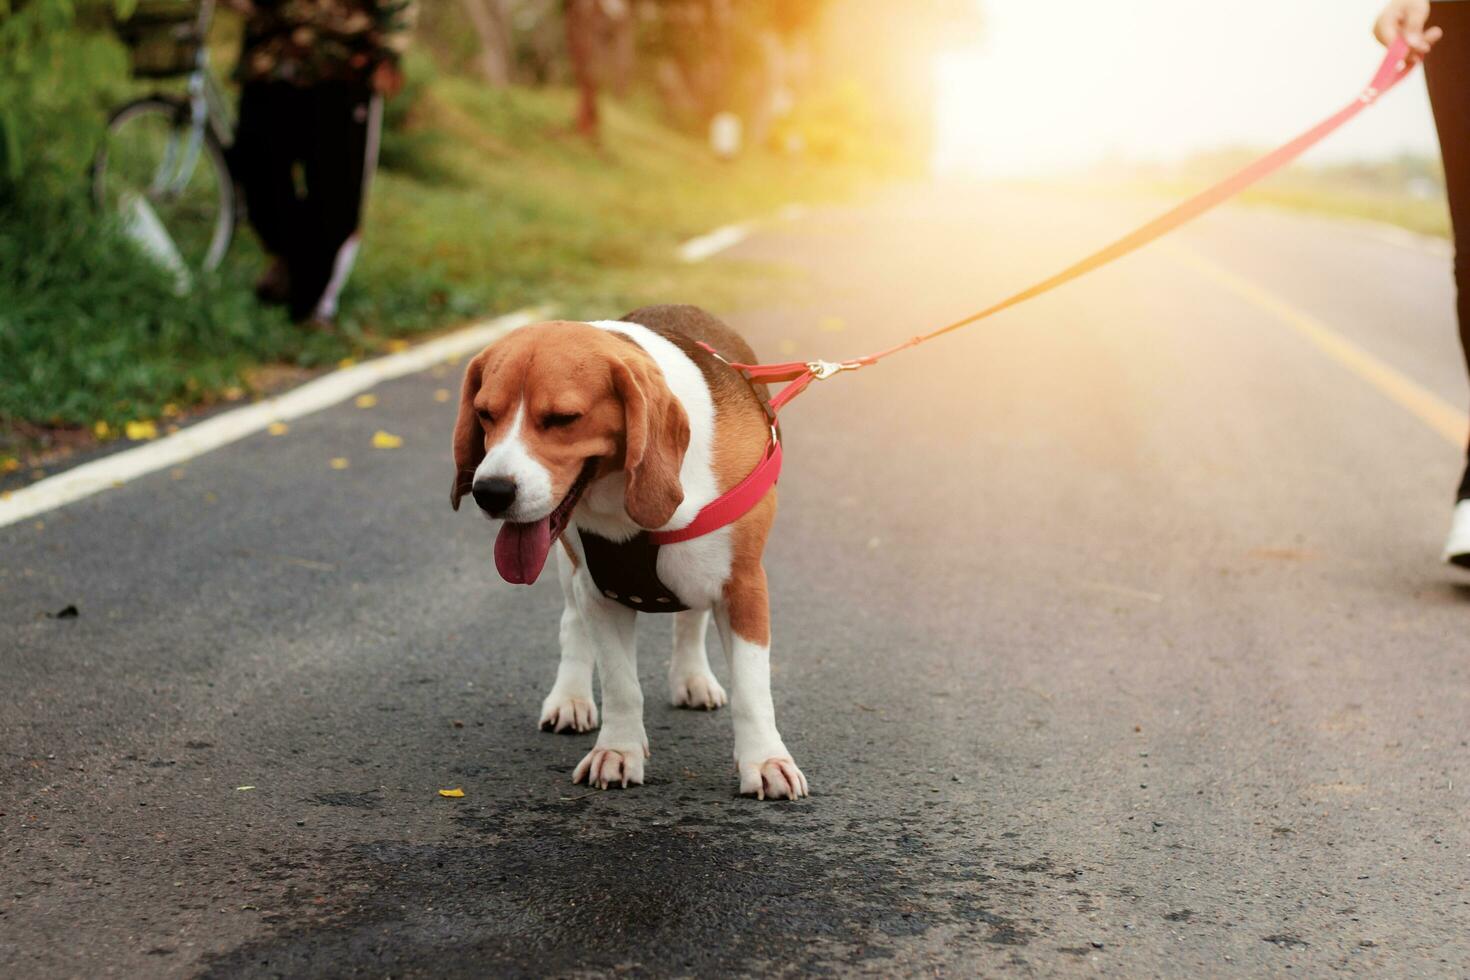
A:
[93, 0, 238, 280]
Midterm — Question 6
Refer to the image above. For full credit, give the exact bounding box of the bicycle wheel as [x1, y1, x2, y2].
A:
[92, 96, 235, 276]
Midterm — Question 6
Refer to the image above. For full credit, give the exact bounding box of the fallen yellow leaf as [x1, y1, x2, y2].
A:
[438, 788, 465, 798]
[338, 357, 357, 370]
[372, 431, 403, 449]
[124, 420, 159, 441]
[266, 422, 289, 436]
[222, 386, 245, 401]
[0, 457, 18, 473]
[433, 389, 451, 403]
[354, 394, 378, 409]
[93, 421, 112, 439]
[385, 339, 410, 353]
[329, 457, 350, 470]
[162, 403, 181, 418]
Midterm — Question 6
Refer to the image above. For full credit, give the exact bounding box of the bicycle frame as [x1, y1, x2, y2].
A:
[150, 0, 235, 198]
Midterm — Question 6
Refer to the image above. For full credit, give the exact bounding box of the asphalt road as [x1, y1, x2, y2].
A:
[4, 182, 1469, 978]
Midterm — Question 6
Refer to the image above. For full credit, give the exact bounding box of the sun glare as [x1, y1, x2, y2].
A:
[931, 0, 1437, 180]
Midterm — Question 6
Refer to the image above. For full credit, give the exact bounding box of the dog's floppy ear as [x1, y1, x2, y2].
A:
[450, 351, 488, 511]
[612, 355, 690, 529]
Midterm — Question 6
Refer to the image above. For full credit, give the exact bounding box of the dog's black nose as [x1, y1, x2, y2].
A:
[472, 477, 517, 516]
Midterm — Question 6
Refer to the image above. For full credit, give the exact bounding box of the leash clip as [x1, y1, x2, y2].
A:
[807, 359, 857, 381]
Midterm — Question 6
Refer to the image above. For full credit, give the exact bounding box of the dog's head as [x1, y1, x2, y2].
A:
[451, 321, 690, 584]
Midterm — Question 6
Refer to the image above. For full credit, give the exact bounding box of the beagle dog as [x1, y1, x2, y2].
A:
[451, 305, 808, 801]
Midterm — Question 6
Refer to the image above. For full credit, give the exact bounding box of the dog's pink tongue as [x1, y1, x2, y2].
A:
[494, 519, 553, 585]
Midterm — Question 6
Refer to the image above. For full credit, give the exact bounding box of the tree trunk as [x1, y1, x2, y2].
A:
[459, 0, 513, 86]
[565, 0, 599, 139]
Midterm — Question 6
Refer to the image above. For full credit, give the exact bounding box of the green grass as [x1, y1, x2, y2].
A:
[1094, 176, 1451, 239]
[0, 72, 873, 463]
[1227, 180, 1449, 238]
[1073, 152, 1451, 239]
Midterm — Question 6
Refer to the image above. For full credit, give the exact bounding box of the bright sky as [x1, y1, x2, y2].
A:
[933, 0, 1440, 176]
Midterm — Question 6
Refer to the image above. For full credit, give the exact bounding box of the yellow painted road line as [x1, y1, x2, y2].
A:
[1173, 249, 1467, 448]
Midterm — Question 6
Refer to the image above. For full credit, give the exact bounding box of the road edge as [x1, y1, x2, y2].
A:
[0, 201, 812, 531]
[0, 307, 545, 530]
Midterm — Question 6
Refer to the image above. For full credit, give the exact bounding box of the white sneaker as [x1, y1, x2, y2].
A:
[1443, 500, 1470, 568]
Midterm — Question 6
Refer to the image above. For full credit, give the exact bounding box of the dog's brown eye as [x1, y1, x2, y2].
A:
[542, 412, 580, 430]
[476, 409, 494, 424]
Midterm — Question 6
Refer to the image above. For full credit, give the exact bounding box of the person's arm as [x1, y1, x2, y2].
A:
[1374, 0, 1444, 62]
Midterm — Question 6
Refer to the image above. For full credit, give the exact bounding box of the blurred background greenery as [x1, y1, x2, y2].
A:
[0, 0, 1448, 467]
[0, 0, 980, 461]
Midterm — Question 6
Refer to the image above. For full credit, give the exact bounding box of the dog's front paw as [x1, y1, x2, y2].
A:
[573, 746, 646, 789]
[670, 672, 727, 711]
[539, 694, 598, 733]
[738, 756, 809, 801]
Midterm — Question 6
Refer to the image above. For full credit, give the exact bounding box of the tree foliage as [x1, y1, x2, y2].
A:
[0, 0, 131, 200]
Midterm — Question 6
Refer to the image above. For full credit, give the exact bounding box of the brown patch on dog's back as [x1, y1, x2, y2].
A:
[620, 306, 777, 646]
[620, 305, 770, 423]
[619, 305, 773, 498]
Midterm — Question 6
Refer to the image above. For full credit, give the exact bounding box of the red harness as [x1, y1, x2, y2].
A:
[646, 40, 1415, 547]
[646, 343, 895, 545]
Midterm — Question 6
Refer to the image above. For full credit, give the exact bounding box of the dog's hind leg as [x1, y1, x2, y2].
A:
[714, 566, 808, 801]
[538, 548, 600, 734]
[668, 610, 728, 710]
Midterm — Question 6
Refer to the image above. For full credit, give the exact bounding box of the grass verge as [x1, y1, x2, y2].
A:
[0, 69, 874, 468]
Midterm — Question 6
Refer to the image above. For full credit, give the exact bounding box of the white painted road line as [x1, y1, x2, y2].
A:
[676, 203, 808, 264]
[0, 307, 544, 530]
[1, 204, 804, 531]
[677, 222, 754, 263]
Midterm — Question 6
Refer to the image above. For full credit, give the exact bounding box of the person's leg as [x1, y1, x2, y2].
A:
[232, 81, 302, 284]
[1424, 4, 1470, 562]
[289, 82, 380, 323]
[1425, 4, 1470, 500]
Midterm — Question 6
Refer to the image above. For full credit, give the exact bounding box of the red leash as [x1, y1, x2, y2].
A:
[651, 40, 1418, 546]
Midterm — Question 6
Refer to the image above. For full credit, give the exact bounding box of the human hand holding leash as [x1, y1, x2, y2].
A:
[1375, 0, 1443, 62]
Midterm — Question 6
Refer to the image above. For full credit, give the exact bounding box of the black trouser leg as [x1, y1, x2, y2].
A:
[1425, 3, 1470, 499]
[290, 82, 375, 321]
[234, 82, 302, 261]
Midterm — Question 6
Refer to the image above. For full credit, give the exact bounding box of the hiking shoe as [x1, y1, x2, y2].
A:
[254, 257, 291, 306]
[1443, 499, 1470, 569]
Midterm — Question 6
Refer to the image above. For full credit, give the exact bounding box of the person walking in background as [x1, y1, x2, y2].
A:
[225, 0, 416, 329]
[1373, 0, 1470, 565]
